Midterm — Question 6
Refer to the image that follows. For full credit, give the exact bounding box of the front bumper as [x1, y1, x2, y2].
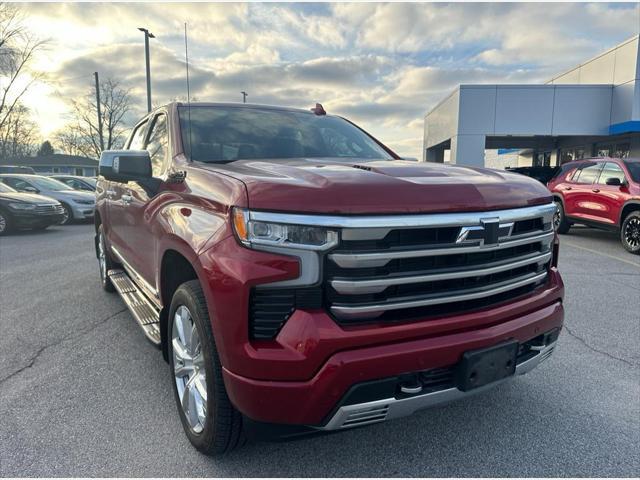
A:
[70, 204, 95, 219]
[222, 298, 564, 426]
[12, 213, 65, 228]
[318, 340, 556, 431]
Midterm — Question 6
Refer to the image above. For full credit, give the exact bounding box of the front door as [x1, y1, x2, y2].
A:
[107, 117, 149, 273]
[119, 112, 170, 293]
[587, 161, 629, 226]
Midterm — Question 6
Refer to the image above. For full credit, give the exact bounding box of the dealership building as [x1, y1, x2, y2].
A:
[423, 35, 640, 168]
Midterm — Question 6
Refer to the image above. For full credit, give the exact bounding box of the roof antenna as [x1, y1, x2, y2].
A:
[184, 22, 193, 161]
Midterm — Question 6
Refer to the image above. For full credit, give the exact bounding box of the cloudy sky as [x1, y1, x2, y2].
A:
[18, 2, 640, 158]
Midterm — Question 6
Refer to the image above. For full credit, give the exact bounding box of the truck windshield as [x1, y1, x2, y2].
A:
[623, 160, 640, 182]
[178, 106, 394, 162]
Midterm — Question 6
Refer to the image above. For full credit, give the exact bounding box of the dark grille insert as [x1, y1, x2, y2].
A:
[249, 287, 323, 339]
[249, 290, 295, 339]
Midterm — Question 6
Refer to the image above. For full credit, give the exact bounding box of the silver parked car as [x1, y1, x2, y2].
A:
[0, 174, 95, 225]
[51, 175, 97, 192]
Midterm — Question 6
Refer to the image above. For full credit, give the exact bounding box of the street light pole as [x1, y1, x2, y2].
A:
[241, 91, 248, 103]
[94, 71, 104, 152]
[138, 27, 155, 113]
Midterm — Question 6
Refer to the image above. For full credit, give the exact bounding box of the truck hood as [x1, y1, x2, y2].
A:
[207, 158, 553, 214]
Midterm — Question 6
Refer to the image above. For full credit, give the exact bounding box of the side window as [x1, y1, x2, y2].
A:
[3, 177, 29, 190]
[598, 162, 626, 185]
[574, 163, 603, 185]
[145, 114, 169, 177]
[128, 121, 148, 150]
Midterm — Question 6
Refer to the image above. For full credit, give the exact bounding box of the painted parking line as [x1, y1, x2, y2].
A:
[561, 240, 640, 268]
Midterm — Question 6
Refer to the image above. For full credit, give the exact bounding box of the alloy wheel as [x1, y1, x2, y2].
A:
[60, 205, 70, 225]
[172, 305, 207, 434]
[553, 206, 561, 231]
[624, 217, 640, 250]
[0, 213, 6, 233]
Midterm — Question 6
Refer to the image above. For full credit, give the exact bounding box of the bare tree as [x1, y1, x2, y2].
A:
[56, 78, 133, 159]
[0, 101, 37, 158]
[0, 3, 46, 133]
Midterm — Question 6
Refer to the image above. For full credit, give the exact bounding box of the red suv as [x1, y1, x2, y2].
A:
[548, 157, 640, 254]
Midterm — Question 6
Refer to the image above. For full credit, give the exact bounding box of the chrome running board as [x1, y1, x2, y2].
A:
[108, 269, 161, 346]
[316, 341, 556, 431]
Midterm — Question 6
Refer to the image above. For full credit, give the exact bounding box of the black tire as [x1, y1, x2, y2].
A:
[0, 209, 11, 236]
[554, 200, 571, 234]
[620, 211, 640, 255]
[60, 203, 73, 225]
[168, 280, 245, 455]
[97, 225, 116, 292]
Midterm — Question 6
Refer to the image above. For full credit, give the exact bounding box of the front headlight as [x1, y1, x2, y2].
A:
[8, 202, 36, 210]
[232, 207, 338, 251]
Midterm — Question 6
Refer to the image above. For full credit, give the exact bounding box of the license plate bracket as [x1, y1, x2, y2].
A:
[456, 341, 518, 391]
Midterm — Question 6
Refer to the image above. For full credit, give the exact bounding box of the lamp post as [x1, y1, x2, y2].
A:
[241, 91, 248, 103]
[138, 27, 155, 112]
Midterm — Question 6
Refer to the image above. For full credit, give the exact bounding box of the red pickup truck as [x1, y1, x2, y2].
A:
[96, 102, 564, 455]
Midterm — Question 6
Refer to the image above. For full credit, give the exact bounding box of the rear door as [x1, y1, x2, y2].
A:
[107, 117, 149, 265]
[565, 162, 604, 219]
[589, 161, 629, 226]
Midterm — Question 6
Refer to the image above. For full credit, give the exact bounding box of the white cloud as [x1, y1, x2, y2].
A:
[15, 2, 640, 158]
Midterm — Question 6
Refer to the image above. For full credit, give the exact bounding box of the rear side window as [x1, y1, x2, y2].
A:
[572, 163, 603, 184]
[597, 162, 626, 185]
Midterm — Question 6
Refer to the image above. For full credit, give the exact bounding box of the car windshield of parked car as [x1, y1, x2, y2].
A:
[178, 106, 394, 162]
[0, 182, 16, 193]
[623, 160, 640, 182]
[29, 176, 74, 191]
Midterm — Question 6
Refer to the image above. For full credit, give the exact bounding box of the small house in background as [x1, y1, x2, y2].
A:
[0, 154, 98, 177]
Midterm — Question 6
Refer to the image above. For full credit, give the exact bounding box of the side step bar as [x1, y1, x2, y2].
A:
[108, 269, 161, 346]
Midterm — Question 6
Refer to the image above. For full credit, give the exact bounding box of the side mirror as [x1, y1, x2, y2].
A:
[24, 186, 39, 193]
[99, 150, 152, 183]
[605, 177, 622, 186]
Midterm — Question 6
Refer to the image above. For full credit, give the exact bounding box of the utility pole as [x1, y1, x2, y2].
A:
[138, 27, 155, 112]
[241, 91, 248, 103]
[94, 71, 104, 152]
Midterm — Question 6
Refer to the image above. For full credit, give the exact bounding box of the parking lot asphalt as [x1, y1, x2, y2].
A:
[0, 223, 638, 477]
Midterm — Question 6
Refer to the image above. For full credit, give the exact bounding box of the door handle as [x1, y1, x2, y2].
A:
[106, 189, 116, 198]
[563, 186, 572, 190]
[592, 189, 600, 193]
[121, 194, 133, 205]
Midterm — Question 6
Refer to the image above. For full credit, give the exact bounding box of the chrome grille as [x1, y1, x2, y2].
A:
[325, 203, 555, 324]
[34, 204, 64, 215]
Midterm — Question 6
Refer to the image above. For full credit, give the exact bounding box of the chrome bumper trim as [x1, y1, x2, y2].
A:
[315, 341, 556, 431]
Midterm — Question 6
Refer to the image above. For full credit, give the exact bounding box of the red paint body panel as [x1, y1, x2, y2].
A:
[548, 157, 640, 227]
